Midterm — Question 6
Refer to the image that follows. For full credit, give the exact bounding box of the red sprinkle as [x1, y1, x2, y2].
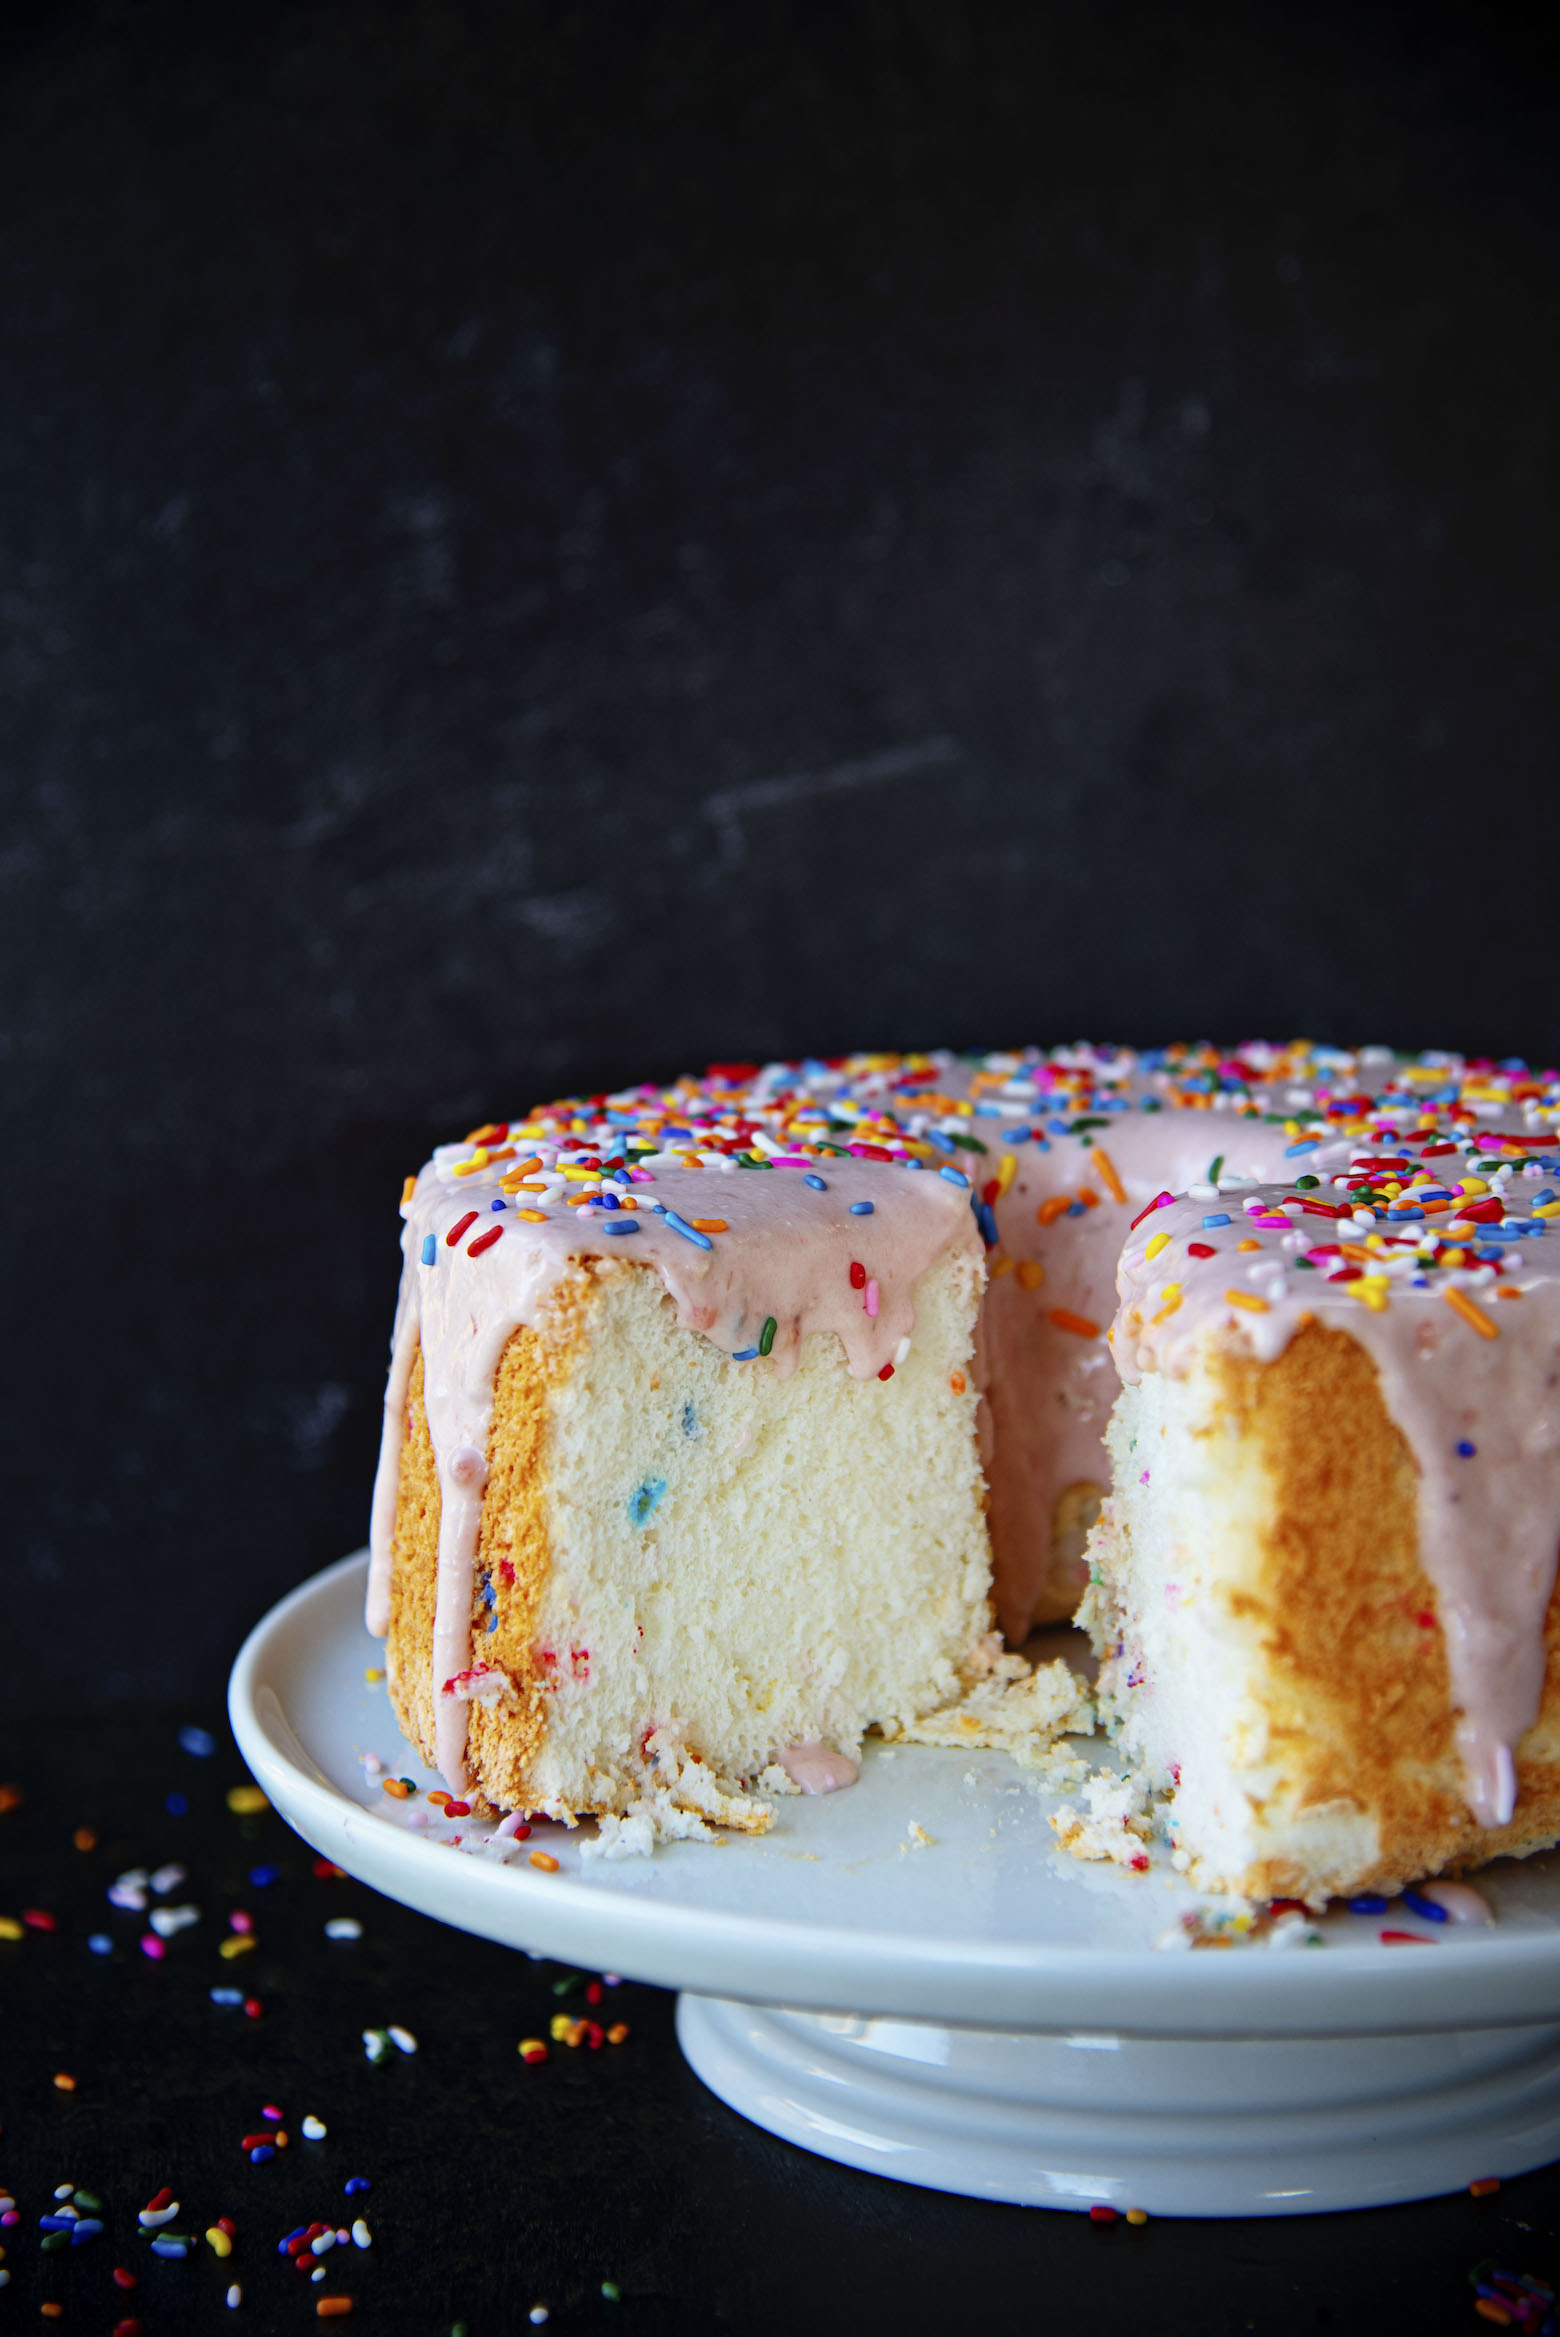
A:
[1129, 1191, 1174, 1231]
[1187, 1241, 1216, 1258]
[243, 1996, 263, 2018]
[112, 2268, 138, 2291]
[468, 1224, 504, 1257]
[114, 2320, 143, 2337]
[1089, 2204, 1119, 2223]
[22, 1908, 57, 1931]
[877, 1363, 895, 1381]
[144, 2190, 174, 2216]
[1380, 1929, 1431, 1944]
[312, 1858, 346, 1880]
[444, 1801, 472, 1818]
[445, 1210, 478, 1247]
[849, 1261, 866, 1289]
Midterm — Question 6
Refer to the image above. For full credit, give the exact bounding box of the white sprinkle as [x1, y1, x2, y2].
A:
[53, 2183, 74, 2201]
[352, 2219, 372, 2249]
[388, 2024, 418, 2055]
[301, 2114, 327, 2140]
[529, 2310, 550, 2327]
[149, 1903, 201, 1939]
[226, 2284, 242, 2309]
[149, 1862, 187, 1896]
[311, 2231, 336, 2256]
[361, 1752, 384, 1776]
[311, 2264, 326, 2282]
[139, 2202, 181, 2229]
[325, 1918, 363, 1941]
[363, 2028, 390, 2062]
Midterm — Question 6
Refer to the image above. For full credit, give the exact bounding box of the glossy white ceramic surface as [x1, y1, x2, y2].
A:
[229, 1553, 1560, 2211]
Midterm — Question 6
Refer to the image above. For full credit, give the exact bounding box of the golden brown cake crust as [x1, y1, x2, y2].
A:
[385, 1262, 607, 1815]
[1216, 1320, 1560, 1900]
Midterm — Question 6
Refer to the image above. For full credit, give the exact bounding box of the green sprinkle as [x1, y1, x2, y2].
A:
[1294, 1173, 1320, 1189]
[739, 1152, 773, 1169]
[551, 1972, 584, 1996]
[602, 2282, 622, 2303]
[72, 2192, 103, 2212]
[1294, 1257, 1316, 1270]
[950, 1132, 989, 1154]
[1068, 1117, 1109, 1134]
[759, 1316, 776, 1356]
[1208, 1155, 1225, 1183]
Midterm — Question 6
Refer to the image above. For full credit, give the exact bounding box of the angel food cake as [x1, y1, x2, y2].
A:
[368, 1043, 1560, 1897]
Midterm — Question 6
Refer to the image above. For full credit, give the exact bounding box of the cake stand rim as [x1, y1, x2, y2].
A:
[227, 1551, 1560, 2040]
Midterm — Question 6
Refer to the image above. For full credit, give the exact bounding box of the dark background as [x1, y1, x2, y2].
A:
[2, 0, 1557, 1704]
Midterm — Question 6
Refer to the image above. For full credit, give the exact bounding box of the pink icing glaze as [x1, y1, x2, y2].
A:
[1420, 1879, 1495, 1924]
[776, 1741, 861, 1795]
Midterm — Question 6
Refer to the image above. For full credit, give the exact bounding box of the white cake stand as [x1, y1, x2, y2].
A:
[229, 1553, 1560, 2218]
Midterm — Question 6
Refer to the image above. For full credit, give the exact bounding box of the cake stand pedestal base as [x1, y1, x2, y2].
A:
[676, 1995, 1560, 2216]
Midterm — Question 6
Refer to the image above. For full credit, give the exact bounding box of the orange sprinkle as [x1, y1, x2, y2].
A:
[1475, 2300, 1513, 2327]
[515, 1208, 549, 1223]
[465, 1122, 503, 1145]
[989, 1253, 1014, 1278]
[52, 2071, 76, 2091]
[73, 1826, 97, 1852]
[1048, 1308, 1101, 1338]
[400, 1173, 418, 1207]
[1092, 1150, 1126, 1205]
[1225, 1288, 1270, 1314]
[1016, 1259, 1045, 1291]
[427, 1790, 451, 1808]
[1077, 1186, 1099, 1209]
[1496, 1285, 1524, 1300]
[1150, 1291, 1182, 1326]
[42, 2309, 64, 2324]
[1469, 2175, 1502, 2198]
[1236, 1237, 1262, 1253]
[1443, 1286, 1499, 1340]
[1037, 1195, 1072, 1226]
[529, 1850, 560, 1873]
[949, 1370, 967, 1394]
[0, 1785, 23, 1813]
[316, 2301, 354, 2320]
[607, 2021, 631, 2044]
[689, 1219, 728, 1234]
[381, 1778, 410, 1800]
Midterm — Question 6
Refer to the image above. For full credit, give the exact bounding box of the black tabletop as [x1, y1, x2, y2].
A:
[0, 1713, 1556, 2335]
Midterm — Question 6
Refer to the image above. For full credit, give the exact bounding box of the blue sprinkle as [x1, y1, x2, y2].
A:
[210, 1986, 244, 2005]
[249, 2146, 274, 2166]
[1402, 1889, 1449, 1924]
[602, 1219, 639, 1235]
[628, 1478, 667, 1527]
[481, 1579, 496, 1606]
[1349, 1895, 1389, 1914]
[248, 1863, 280, 1887]
[491, 1197, 506, 1211]
[1283, 1139, 1320, 1156]
[663, 1210, 713, 1250]
[420, 1234, 437, 1266]
[975, 1200, 999, 1247]
[152, 2235, 191, 2255]
[179, 1724, 217, 1758]
[165, 1792, 188, 1817]
[598, 1191, 620, 1210]
[731, 1346, 760, 1361]
[1047, 1118, 1072, 1136]
[1202, 1213, 1231, 1228]
[682, 1402, 698, 1436]
[1066, 1200, 1086, 1217]
[1002, 1127, 1032, 1144]
[87, 1934, 113, 1956]
[279, 2227, 308, 2254]
[39, 2216, 76, 2232]
[973, 1101, 1004, 1116]
[938, 1165, 969, 1188]
[804, 1173, 827, 1190]
[850, 1200, 875, 1216]
[70, 2220, 104, 2243]
[1457, 1439, 1477, 1458]
[928, 1130, 956, 1154]
[486, 1612, 498, 1633]
[1535, 1191, 1555, 1207]
[344, 2178, 372, 2198]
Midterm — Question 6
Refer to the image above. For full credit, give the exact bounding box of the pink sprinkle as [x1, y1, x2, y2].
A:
[140, 1934, 166, 1961]
[1421, 1879, 1495, 1925]
[864, 1277, 879, 1318]
[230, 1911, 254, 1934]
[262, 2103, 283, 2120]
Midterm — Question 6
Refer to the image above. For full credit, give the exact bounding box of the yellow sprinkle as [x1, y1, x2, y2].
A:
[1342, 1276, 1391, 1312]
[1093, 1148, 1126, 1205]
[562, 1164, 600, 1182]
[1150, 1290, 1182, 1326]
[364, 1667, 385, 1684]
[452, 1148, 490, 1176]
[226, 1785, 268, 1814]
[206, 2227, 233, 2258]
[995, 1152, 1019, 1199]
[1225, 1288, 1270, 1313]
[989, 1254, 1014, 1278]
[1535, 1201, 1560, 1218]
[515, 1208, 549, 1223]
[1016, 1259, 1045, 1291]
[219, 1934, 257, 1959]
[1125, 2208, 1149, 2226]
[1236, 1237, 1262, 1252]
[400, 1174, 418, 1207]
[1443, 1285, 1499, 1339]
[549, 2012, 572, 2042]
[0, 1915, 23, 1941]
[1144, 1230, 1171, 1262]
